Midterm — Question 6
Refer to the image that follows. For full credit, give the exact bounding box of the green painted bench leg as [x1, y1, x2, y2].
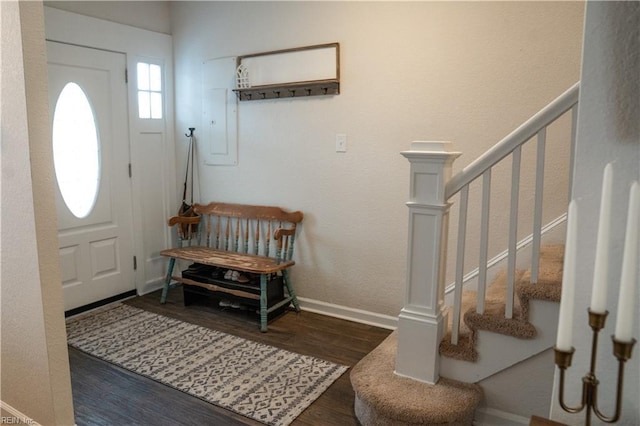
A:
[282, 269, 300, 312]
[160, 258, 176, 304]
[260, 273, 268, 332]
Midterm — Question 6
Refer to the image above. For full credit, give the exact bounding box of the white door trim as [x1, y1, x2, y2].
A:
[44, 6, 177, 296]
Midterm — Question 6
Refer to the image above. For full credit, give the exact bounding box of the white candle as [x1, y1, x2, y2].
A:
[590, 163, 613, 314]
[556, 200, 578, 351]
[614, 181, 639, 342]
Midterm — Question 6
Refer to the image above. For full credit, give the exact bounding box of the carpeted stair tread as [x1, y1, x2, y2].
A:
[439, 245, 564, 363]
[440, 270, 530, 361]
[520, 244, 564, 286]
[464, 306, 537, 338]
[351, 331, 483, 425]
[516, 244, 564, 320]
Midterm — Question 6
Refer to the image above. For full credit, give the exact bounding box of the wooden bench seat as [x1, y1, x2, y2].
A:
[160, 246, 294, 274]
[159, 202, 303, 332]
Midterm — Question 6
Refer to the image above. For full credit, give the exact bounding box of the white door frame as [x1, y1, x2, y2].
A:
[44, 6, 177, 296]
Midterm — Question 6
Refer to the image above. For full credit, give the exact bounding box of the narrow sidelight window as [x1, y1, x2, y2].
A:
[137, 62, 163, 119]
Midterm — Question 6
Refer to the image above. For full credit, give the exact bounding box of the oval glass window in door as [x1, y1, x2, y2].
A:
[52, 82, 101, 219]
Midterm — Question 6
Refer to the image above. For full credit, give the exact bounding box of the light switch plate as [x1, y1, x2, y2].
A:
[336, 133, 347, 152]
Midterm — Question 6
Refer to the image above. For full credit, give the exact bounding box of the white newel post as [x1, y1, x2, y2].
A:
[396, 141, 461, 384]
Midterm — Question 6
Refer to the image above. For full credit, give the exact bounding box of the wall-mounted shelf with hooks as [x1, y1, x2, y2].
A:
[233, 43, 340, 102]
[234, 79, 339, 101]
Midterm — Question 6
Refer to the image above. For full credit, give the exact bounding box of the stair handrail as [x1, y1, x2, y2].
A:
[446, 82, 580, 200]
[445, 82, 580, 345]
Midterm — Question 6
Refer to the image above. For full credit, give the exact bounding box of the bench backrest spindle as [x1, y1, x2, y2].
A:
[214, 217, 219, 249]
[203, 216, 209, 247]
[234, 218, 240, 251]
[254, 220, 261, 255]
[265, 222, 272, 258]
[244, 218, 250, 254]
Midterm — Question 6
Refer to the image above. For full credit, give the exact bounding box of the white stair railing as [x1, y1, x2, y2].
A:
[446, 82, 580, 345]
[396, 83, 579, 383]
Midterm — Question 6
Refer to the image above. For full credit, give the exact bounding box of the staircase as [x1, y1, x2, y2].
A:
[440, 245, 563, 382]
[351, 83, 580, 425]
[351, 246, 563, 424]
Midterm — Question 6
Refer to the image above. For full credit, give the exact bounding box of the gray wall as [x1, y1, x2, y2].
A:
[0, 2, 74, 423]
[480, 349, 555, 419]
[170, 1, 584, 317]
[45, 1, 171, 34]
[551, 2, 640, 424]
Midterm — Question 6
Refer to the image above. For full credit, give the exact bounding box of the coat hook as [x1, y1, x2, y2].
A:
[247, 93, 252, 100]
[274, 91, 281, 98]
[322, 87, 328, 95]
[185, 128, 195, 138]
[306, 88, 312, 96]
[289, 89, 296, 97]
[260, 92, 266, 99]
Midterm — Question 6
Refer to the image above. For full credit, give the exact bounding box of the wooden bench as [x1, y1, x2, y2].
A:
[160, 202, 303, 332]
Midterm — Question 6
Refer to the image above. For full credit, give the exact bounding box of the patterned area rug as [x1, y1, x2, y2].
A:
[67, 304, 348, 426]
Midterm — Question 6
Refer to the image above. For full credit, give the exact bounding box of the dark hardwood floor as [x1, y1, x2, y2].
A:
[68, 288, 392, 426]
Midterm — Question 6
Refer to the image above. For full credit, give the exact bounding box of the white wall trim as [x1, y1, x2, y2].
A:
[136, 284, 398, 330]
[44, 6, 177, 298]
[297, 297, 398, 330]
[473, 407, 529, 426]
[0, 401, 44, 426]
[138, 279, 165, 296]
[64, 296, 137, 321]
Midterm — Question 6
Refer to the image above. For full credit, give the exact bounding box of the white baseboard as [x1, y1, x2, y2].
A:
[0, 401, 42, 426]
[137, 280, 398, 331]
[474, 407, 529, 425]
[137, 278, 164, 296]
[297, 297, 398, 330]
[65, 295, 137, 320]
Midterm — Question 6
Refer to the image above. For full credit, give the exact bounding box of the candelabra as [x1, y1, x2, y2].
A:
[554, 309, 636, 425]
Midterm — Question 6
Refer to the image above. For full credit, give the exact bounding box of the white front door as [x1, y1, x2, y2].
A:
[47, 41, 135, 311]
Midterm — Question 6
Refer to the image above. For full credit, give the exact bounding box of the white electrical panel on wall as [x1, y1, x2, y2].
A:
[202, 56, 238, 165]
